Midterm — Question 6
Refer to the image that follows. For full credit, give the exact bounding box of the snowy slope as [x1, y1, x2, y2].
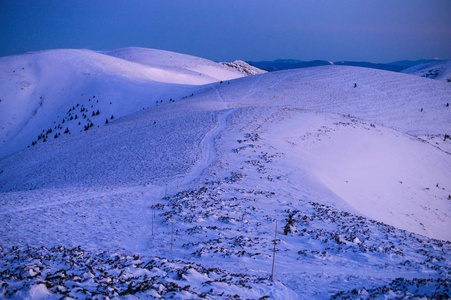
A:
[402, 60, 451, 82]
[196, 67, 451, 241]
[0, 48, 251, 158]
[262, 111, 450, 241]
[102, 47, 252, 81]
[204, 66, 450, 137]
[1, 61, 450, 298]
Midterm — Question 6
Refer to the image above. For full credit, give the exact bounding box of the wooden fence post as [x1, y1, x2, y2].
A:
[171, 219, 174, 252]
[271, 220, 277, 280]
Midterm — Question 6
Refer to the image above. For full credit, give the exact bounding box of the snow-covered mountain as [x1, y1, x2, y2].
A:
[101, 47, 254, 80]
[220, 60, 267, 76]
[1, 50, 450, 299]
[0, 48, 253, 158]
[402, 60, 451, 82]
[247, 59, 407, 72]
[389, 59, 444, 68]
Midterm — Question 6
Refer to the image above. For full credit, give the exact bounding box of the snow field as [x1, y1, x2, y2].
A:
[205, 66, 451, 136]
[262, 110, 451, 241]
[0, 48, 255, 158]
[1, 55, 450, 298]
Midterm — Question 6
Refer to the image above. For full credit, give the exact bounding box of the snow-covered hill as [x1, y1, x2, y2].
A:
[102, 47, 252, 81]
[0, 48, 252, 158]
[402, 60, 451, 82]
[1, 53, 450, 298]
[220, 60, 267, 76]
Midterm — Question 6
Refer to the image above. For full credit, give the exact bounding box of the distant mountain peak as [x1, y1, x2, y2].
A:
[246, 59, 405, 72]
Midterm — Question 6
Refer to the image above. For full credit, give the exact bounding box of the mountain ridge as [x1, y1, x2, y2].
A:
[0, 48, 450, 299]
[247, 59, 408, 72]
[0, 47, 259, 158]
[247, 58, 449, 73]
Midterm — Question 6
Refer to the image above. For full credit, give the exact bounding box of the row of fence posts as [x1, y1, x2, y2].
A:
[152, 182, 178, 250]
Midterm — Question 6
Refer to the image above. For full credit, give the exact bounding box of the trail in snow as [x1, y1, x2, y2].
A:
[1, 104, 237, 254]
[178, 109, 235, 187]
[140, 106, 236, 253]
[177, 84, 234, 187]
[0, 109, 236, 219]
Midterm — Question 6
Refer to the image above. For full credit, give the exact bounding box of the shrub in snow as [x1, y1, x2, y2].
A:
[283, 211, 299, 235]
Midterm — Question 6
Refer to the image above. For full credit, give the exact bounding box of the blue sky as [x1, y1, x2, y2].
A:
[1, 0, 450, 62]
